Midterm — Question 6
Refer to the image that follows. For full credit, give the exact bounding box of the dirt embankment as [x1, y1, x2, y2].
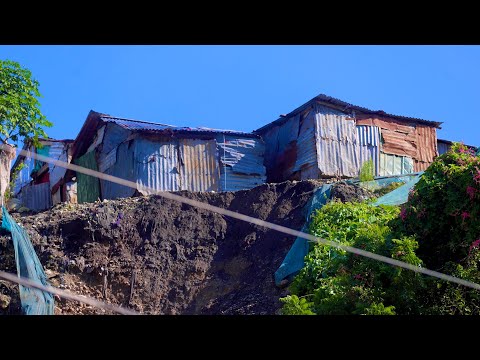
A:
[0, 180, 372, 315]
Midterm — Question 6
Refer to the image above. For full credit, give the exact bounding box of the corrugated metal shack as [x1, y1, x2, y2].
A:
[255, 94, 443, 182]
[11, 138, 74, 211]
[437, 138, 477, 155]
[67, 110, 266, 203]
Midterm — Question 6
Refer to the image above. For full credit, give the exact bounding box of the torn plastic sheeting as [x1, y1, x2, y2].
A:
[274, 183, 332, 286]
[1, 206, 54, 315]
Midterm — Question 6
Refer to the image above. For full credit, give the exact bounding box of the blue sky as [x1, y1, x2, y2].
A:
[0, 45, 479, 147]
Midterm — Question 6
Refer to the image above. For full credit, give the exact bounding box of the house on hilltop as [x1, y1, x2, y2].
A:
[255, 94, 442, 182]
[64, 110, 266, 203]
[11, 138, 75, 211]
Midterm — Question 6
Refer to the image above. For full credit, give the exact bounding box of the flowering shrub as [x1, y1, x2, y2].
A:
[399, 142, 480, 268]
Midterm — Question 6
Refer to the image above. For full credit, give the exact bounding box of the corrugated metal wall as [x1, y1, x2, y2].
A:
[258, 116, 300, 182]
[315, 104, 359, 177]
[437, 141, 451, 155]
[134, 138, 180, 194]
[75, 151, 101, 203]
[217, 135, 266, 191]
[97, 124, 136, 199]
[293, 111, 319, 180]
[356, 125, 380, 176]
[101, 142, 136, 199]
[13, 151, 35, 195]
[415, 125, 438, 172]
[379, 152, 414, 176]
[49, 142, 70, 188]
[20, 182, 51, 211]
[179, 139, 219, 192]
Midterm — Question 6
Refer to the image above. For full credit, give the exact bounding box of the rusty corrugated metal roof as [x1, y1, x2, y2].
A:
[256, 93, 442, 133]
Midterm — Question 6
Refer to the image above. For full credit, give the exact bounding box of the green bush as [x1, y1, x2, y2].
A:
[282, 201, 425, 315]
[359, 159, 374, 182]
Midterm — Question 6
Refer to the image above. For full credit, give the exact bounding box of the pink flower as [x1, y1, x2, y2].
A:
[353, 274, 363, 280]
[461, 211, 471, 221]
[469, 239, 480, 254]
[474, 168, 480, 184]
[400, 207, 407, 221]
[467, 186, 476, 200]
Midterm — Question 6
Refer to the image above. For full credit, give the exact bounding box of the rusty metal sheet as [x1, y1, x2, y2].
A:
[416, 125, 438, 163]
[179, 138, 220, 192]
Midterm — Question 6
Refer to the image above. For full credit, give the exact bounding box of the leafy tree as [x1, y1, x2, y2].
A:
[0, 59, 52, 147]
[0, 59, 52, 204]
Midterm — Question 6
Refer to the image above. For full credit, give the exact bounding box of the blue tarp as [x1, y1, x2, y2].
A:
[274, 184, 332, 285]
[1, 206, 54, 315]
[372, 172, 423, 206]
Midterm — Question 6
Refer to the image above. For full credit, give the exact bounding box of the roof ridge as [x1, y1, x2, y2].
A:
[100, 114, 176, 128]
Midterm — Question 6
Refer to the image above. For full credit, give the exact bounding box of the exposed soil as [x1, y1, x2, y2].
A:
[0, 180, 372, 315]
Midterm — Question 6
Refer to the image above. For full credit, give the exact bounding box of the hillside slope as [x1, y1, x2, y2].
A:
[0, 180, 371, 315]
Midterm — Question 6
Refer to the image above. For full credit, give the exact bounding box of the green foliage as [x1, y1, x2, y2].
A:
[4, 162, 25, 201]
[283, 201, 426, 315]
[0, 60, 52, 147]
[398, 142, 480, 268]
[280, 295, 316, 315]
[359, 160, 374, 182]
[363, 303, 396, 315]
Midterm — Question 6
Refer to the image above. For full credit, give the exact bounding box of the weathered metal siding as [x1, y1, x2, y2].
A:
[217, 135, 266, 191]
[49, 142, 70, 188]
[315, 104, 359, 177]
[75, 151, 101, 203]
[356, 125, 380, 176]
[356, 115, 438, 173]
[101, 142, 136, 199]
[97, 123, 136, 199]
[379, 152, 414, 176]
[179, 139, 219, 192]
[257, 115, 299, 182]
[134, 138, 180, 194]
[415, 125, 438, 172]
[437, 141, 451, 155]
[356, 116, 418, 158]
[20, 182, 51, 211]
[13, 152, 35, 195]
[293, 111, 319, 180]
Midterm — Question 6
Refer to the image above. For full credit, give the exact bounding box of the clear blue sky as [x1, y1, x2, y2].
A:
[1, 45, 478, 147]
